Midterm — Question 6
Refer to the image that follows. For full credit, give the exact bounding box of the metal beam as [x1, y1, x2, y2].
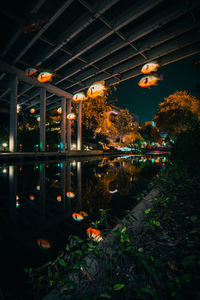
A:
[9, 75, 18, 152]
[53, 0, 164, 71]
[68, 30, 200, 94]
[34, 0, 120, 66]
[40, 88, 46, 152]
[77, 102, 82, 150]
[13, 0, 74, 64]
[61, 97, 66, 152]
[0, 60, 72, 99]
[52, 0, 200, 85]
[59, 18, 200, 90]
[67, 100, 71, 150]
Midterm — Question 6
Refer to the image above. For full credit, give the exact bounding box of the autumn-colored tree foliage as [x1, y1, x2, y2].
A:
[123, 131, 144, 144]
[115, 109, 134, 142]
[154, 91, 200, 137]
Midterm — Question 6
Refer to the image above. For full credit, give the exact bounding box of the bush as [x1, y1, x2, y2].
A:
[170, 121, 200, 175]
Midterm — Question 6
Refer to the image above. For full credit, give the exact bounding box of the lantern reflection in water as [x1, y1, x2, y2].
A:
[57, 195, 61, 202]
[37, 238, 51, 249]
[66, 192, 75, 199]
[86, 227, 103, 242]
[72, 213, 84, 221]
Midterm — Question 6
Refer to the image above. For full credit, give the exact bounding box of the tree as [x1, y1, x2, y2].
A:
[123, 131, 144, 145]
[154, 91, 200, 137]
[115, 109, 134, 142]
[138, 123, 160, 144]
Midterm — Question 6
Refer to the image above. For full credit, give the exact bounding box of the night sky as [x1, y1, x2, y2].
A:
[114, 54, 200, 123]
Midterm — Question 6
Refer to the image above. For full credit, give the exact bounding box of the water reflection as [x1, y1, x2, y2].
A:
[0, 154, 167, 296]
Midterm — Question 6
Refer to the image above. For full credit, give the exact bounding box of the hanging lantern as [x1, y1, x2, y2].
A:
[73, 92, 87, 101]
[30, 108, 35, 114]
[36, 116, 40, 122]
[87, 81, 106, 98]
[67, 113, 76, 120]
[25, 67, 38, 77]
[57, 107, 62, 114]
[36, 185, 40, 191]
[30, 195, 35, 200]
[37, 238, 51, 249]
[37, 71, 54, 83]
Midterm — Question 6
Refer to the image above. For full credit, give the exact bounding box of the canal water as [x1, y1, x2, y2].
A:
[0, 154, 166, 299]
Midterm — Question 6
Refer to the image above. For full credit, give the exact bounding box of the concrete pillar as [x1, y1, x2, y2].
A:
[61, 97, 66, 152]
[67, 99, 71, 150]
[40, 88, 46, 152]
[9, 75, 18, 152]
[9, 165, 17, 219]
[61, 163, 66, 211]
[39, 163, 45, 224]
[77, 101, 82, 150]
[77, 161, 81, 211]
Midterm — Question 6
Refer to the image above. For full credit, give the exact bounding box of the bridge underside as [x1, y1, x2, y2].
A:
[0, 0, 200, 112]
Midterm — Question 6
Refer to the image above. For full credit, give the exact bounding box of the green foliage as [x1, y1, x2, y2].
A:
[154, 90, 200, 137]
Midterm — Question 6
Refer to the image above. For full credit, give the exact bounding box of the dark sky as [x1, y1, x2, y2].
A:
[114, 54, 200, 123]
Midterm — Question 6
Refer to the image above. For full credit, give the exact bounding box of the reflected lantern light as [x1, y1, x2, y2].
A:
[30, 108, 35, 114]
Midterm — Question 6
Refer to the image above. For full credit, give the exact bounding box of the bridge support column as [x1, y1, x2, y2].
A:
[9, 75, 18, 152]
[61, 97, 66, 152]
[67, 100, 71, 150]
[40, 88, 46, 152]
[77, 101, 82, 150]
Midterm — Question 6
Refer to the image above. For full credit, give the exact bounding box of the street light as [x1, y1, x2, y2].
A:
[2, 142, 8, 151]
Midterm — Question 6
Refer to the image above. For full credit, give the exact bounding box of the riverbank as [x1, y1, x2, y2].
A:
[27, 124, 200, 299]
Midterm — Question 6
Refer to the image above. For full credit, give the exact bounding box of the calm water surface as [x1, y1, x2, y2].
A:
[0, 154, 167, 298]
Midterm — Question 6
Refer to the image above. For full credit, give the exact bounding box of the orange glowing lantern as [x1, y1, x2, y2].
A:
[67, 113, 76, 120]
[36, 185, 40, 191]
[25, 67, 38, 77]
[57, 107, 62, 114]
[72, 212, 84, 221]
[30, 195, 35, 200]
[30, 108, 35, 114]
[37, 71, 54, 83]
[37, 238, 51, 249]
[72, 92, 87, 101]
[16, 195, 19, 200]
[86, 227, 103, 242]
[87, 81, 106, 98]
[57, 195, 61, 202]
[141, 61, 159, 74]
[37, 116, 40, 122]
[80, 211, 88, 217]
[66, 192, 75, 198]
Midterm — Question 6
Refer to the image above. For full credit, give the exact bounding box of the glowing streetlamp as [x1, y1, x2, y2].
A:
[2, 142, 8, 151]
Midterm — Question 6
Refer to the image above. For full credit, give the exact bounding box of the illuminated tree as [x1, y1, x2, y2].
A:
[115, 109, 134, 142]
[154, 91, 200, 137]
[123, 131, 144, 144]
